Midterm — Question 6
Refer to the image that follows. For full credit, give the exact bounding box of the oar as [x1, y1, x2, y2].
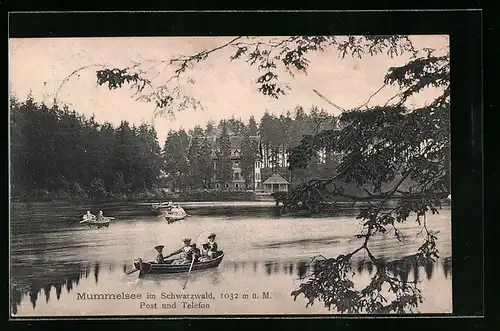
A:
[125, 268, 139, 275]
[182, 256, 196, 290]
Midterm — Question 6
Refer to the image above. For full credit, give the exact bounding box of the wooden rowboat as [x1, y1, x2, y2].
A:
[165, 207, 188, 222]
[80, 217, 114, 229]
[153, 205, 188, 219]
[151, 202, 176, 213]
[133, 251, 224, 277]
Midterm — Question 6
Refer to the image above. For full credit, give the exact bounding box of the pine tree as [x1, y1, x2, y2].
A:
[240, 125, 259, 190]
[215, 122, 233, 188]
[247, 115, 258, 136]
[162, 130, 189, 192]
[187, 126, 206, 189]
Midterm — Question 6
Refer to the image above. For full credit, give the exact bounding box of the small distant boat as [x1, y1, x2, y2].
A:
[151, 201, 176, 214]
[132, 251, 224, 277]
[164, 206, 188, 222]
[80, 216, 114, 229]
[151, 202, 188, 221]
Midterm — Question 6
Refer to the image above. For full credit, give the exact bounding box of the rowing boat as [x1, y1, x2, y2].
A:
[164, 206, 188, 221]
[132, 251, 224, 277]
[80, 217, 114, 228]
[153, 206, 188, 222]
[151, 202, 175, 213]
[151, 202, 188, 219]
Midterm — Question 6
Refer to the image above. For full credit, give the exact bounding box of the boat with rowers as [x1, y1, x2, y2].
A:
[132, 251, 224, 277]
[127, 233, 223, 278]
[151, 201, 188, 221]
[80, 211, 115, 229]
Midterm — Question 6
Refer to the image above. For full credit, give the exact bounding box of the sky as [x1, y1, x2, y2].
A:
[9, 35, 448, 146]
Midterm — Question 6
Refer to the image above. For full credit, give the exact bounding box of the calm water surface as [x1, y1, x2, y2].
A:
[10, 201, 452, 316]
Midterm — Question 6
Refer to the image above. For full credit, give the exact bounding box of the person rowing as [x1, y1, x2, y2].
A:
[96, 210, 105, 221]
[165, 238, 195, 265]
[189, 243, 201, 263]
[83, 211, 96, 221]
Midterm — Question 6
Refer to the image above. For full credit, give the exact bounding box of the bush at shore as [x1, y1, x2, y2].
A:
[10, 187, 257, 203]
[178, 189, 257, 201]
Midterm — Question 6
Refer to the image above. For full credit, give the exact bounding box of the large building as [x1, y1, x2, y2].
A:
[160, 126, 334, 192]
[165, 124, 298, 192]
[211, 134, 263, 191]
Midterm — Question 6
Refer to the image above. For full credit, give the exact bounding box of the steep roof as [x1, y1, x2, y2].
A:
[263, 172, 290, 185]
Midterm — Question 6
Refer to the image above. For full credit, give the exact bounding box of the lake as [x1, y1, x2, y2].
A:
[10, 200, 452, 316]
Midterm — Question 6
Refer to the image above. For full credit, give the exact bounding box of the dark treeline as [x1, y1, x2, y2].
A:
[162, 106, 341, 191]
[10, 93, 345, 201]
[10, 95, 163, 202]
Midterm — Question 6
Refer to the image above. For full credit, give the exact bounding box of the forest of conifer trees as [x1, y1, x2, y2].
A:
[9, 94, 344, 202]
[10, 95, 163, 202]
[152, 106, 343, 192]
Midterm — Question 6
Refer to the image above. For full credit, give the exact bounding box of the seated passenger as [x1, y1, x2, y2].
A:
[207, 233, 218, 258]
[154, 245, 165, 264]
[83, 211, 95, 221]
[189, 243, 201, 263]
[199, 243, 211, 262]
[96, 210, 105, 221]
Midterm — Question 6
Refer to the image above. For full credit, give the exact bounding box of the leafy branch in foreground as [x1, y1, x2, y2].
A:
[58, 35, 420, 116]
[284, 44, 449, 313]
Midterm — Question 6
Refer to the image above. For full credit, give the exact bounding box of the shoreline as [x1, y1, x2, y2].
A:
[10, 191, 269, 205]
[9, 196, 451, 207]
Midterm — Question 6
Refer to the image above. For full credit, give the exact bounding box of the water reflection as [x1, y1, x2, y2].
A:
[11, 257, 452, 315]
[11, 262, 92, 315]
[225, 257, 453, 283]
[442, 256, 452, 279]
[352, 256, 451, 282]
[94, 263, 100, 284]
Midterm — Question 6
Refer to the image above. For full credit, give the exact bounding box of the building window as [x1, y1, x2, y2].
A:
[216, 183, 220, 189]
[234, 172, 240, 180]
[224, 183, 228, 188]
[235, 184, 239, 189]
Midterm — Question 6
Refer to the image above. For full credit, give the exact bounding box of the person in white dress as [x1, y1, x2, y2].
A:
[165, 238, 194, 265]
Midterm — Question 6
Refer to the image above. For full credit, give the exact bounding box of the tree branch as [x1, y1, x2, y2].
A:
[312, 89, 346, 112]
[357, 83, 388, 110]
[55, 64, 109, 100]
